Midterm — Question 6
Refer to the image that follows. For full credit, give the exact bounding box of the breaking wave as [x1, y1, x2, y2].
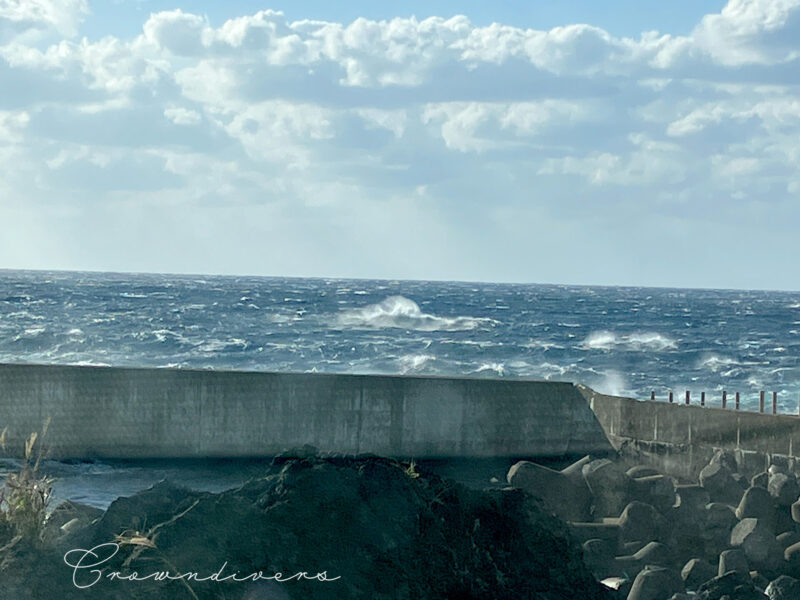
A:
[582, 330, 677, 351]
[338, 296, 496, 331]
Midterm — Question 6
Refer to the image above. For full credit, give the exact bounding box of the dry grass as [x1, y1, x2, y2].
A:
[0, 419, 53, 541]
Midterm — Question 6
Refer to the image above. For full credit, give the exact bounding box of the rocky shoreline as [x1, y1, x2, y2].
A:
[509, 449, 800, 599]
[5, 447, 800, 599]
[0, 454, 608, 600]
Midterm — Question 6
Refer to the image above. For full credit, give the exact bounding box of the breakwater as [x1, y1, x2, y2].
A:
[0, 363, 611, 460]
[3, 363, 800, 473]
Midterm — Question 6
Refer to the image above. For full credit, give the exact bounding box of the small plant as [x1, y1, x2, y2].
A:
[0, 419, 53, 541]
[404, 459, 420, 479]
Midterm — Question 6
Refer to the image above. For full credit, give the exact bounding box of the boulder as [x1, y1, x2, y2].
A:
[507, 460, 591, 521]
[582, 459, 633, 518]
[765, 575, 800, 599]
[681, 557, 717, 590]
[627, 565, 684, 600]
[769, 473, 800, 507]
[619, 501, 668, 543]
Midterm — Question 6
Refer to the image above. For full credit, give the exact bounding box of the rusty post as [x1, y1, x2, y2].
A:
[651, 391, 655, 401]
[685, 390, 690, 405]
[735, 392, 740, 410]
[773, 391, 777, 415]
[722, 390, 727, 409]
[669, 391, 673, 403]
[760, 391, 765, 413]
[701, 391, 705, 406]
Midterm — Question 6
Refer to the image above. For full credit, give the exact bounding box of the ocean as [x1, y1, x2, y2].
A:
[1, 269, 799, 506]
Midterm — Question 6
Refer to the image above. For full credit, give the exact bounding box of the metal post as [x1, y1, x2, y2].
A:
[701, 391, 705, 407]
[772, 391, 777, 415]
[685, 390, 690, 405]
[722, 390, 727, 409]
[651, 391, 655, 401]
[735, 392, 740, 410]
[669, 391, 673, 403]
[760, 391, 765, 413]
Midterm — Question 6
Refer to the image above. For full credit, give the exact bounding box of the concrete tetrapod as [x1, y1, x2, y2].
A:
[507, 460, 591, 521]
[730, 518, 784, 574]
[582, 458, 633, 519]
[626, 565, 684, 600]
[768, 473, 800, 507]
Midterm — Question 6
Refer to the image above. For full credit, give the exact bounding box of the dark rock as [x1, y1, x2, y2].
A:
[681, 558, 717, 590]
[582, 459, 633, 519]
[730, 518, 784, 573]
[627, 565, 684, 600]
[777, 531, 800, 551]
[736, 487, 776, 523]
[507, 460, 591, 521]
[791, 499, 800, 523]
[783, 540, 800, 567]
[698, 570, 768, 600]
[619, 501, 668, 543]
[718, 548, 750, 577]
[752, 572, 771, 592]
[712, 449, 739, 473]
[631, 475, 677, 513]
[765, 575, 800, 599]
[773, 506, 796, 536]
[700, 462, 744, 505]
[752, 472, 770, 489]
[583, 538, 614, 578]
[0, 455, 611, 600]
[703, 503, 738, 556]
[769, 473, 800, 507]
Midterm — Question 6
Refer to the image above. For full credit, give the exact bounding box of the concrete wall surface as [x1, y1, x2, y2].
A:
[581, 385, 800, 479]
[0, 363, 612, 460]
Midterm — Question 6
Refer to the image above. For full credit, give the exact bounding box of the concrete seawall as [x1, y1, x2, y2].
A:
[0, 363, 612, 460]
[579, 385, 800, 479]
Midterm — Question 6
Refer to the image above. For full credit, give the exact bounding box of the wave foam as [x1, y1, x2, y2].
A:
[338, 296, 496, 332]
[582, 330, 677, 351]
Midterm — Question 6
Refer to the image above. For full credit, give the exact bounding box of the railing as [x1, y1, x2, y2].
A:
[650, 389, 796, 416]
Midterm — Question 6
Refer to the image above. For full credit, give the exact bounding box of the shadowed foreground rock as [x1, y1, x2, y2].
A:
[0, 455, 609, 600]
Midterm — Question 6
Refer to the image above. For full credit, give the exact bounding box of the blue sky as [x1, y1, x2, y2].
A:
[1, 0, 799, 290]
[83, 1, 728, 40]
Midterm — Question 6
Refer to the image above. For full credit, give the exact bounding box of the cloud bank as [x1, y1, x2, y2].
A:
[1, 0, 799, 288]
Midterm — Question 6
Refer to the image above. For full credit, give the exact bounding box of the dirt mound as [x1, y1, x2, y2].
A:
[1, 455, 609, 599]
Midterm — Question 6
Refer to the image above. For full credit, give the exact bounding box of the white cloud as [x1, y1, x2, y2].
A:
[0, 0, 87, 37]
[1, 0, 800, 288]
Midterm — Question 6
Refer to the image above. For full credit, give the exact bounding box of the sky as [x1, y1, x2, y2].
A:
[0, 0, 798, 290]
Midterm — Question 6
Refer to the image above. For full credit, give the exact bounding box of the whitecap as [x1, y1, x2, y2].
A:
[397, 354, 435, 373]
[474, 362, 505, 376]
[337, 296, 497, 332]
[582, 330, 677, 351]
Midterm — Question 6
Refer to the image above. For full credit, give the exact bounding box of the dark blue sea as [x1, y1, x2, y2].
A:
[2, 269, 800, 506]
